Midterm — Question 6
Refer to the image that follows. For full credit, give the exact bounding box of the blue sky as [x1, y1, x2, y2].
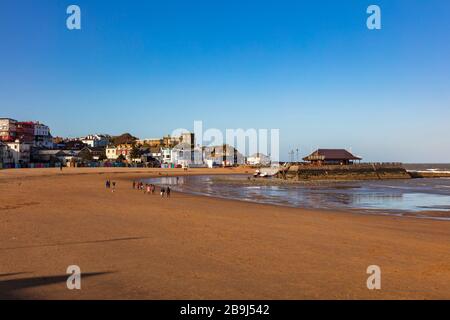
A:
[0, 0, 449, 162]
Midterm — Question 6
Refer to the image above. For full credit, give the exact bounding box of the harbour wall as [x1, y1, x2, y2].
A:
[276, 163, 411, 181]
[408, 171, 450, 178]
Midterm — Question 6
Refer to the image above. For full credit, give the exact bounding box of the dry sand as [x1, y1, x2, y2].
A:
[0, 167, 449, 300]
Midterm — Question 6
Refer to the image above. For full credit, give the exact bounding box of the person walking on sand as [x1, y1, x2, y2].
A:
[166, 186, 171, 198]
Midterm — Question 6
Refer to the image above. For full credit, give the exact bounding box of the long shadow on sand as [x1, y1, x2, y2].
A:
[0, 272, 30, 278]
[0, 236, 146, 251]
[0, 272, 113, 299]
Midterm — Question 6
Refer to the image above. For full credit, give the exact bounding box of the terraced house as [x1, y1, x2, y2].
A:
[0, 118, 17, 142]
[0, 142, 14, 168]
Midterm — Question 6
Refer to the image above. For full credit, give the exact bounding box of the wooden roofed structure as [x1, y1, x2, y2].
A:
[303, 149, 362, 165]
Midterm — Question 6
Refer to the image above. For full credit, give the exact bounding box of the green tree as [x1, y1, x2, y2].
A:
[130, 145, 140, 160]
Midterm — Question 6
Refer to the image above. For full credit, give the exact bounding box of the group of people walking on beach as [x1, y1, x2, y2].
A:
[132, 181, 171, 198]
[105, 180, 116, 192]
[105, 179, 172, 198]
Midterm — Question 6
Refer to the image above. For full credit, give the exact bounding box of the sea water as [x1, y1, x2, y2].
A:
[144, 168, 450, 220]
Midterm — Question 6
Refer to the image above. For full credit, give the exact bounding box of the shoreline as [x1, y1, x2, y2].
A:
[1, 167, 449, 299]
[144, 174, 450, 221]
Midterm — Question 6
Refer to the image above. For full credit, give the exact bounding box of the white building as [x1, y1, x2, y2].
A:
[205, 159, 220, 168]
[6, 140, 31, 165]
[161, 147, 172, 164]
[81, 134, 109, 148]
[34, 122, 53, 148]
[0, 142, 14, 168]
[246, 153, 271, 166]
[34, 122, 49, 137]
[106, 145, 118, 160]
[170, 143, 203, 167]
[0, 118, 17, 142]
[203, 144, 245, 167]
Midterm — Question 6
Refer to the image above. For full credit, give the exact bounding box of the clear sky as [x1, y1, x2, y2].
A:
[0, 0, 449, 162]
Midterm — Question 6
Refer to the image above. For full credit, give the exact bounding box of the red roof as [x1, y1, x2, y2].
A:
[303, 149, 362, 161]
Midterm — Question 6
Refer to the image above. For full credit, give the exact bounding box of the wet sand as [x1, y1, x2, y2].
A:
[144, 175, 450, 218]
[0, 167, 449, 299]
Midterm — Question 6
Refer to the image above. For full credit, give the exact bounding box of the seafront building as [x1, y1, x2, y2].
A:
[0, 118, 18, 142]
[203, 144, 245, 167]
[32, 150, 67, 164]
[0, 117, 53, 167]
[0, 142, 14, 168]
[16, 121, 35, 144]
[32, 149, 85, 166]
[106, 144, 134, 161]
[161, 147, 172, 164]
[137, 132, 198, 167]
[34, 122, 53, 148]
[148, 146, 162, 161]
[1, 118, 53, 147]
[5, 140, 32, 166]
[246, 153, 271, 166]
[81, 134, 109, 148]
[162, 135, 182, 148]
[79, 146, 106, 161]
[170, 142, 204, 167]
[303, 149, 362, 165]
[0, 121, 274, 169]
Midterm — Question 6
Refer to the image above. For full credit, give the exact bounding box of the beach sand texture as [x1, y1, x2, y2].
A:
[0, 167, 449, 299]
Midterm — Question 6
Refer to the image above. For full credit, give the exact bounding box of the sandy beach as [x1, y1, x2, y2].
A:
[0, 167, 449, 300]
